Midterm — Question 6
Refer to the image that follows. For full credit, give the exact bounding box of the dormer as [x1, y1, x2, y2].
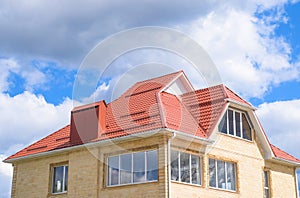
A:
[162, 71, 194, 96]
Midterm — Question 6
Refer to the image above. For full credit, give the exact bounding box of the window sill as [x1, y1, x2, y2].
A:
[47, 192, 67, 197]
[208, 186, 237, 194]
[171, 180, 202, 187]
[106, 180, 158, 188]
[219, 132, 253, 143]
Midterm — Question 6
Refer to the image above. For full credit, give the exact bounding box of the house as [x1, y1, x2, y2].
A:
[4, 70, 300, 198]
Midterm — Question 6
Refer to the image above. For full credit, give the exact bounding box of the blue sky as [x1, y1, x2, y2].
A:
[0, 0, 300, 197]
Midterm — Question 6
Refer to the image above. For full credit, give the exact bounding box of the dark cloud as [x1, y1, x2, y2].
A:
[0, 0, 225, 67]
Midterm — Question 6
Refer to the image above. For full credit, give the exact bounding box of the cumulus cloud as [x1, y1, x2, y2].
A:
[0, 92, 74, 151]
[0, 155, 12, 198]
[180, 3, 299, 99]
[0, 58, 46, 92]
[0, 0, 223, 66]
[0, 92, 75, 198]
[256, 99, 300, 159]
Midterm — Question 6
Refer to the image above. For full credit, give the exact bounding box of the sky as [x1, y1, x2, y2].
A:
[0, 0, 300, 197]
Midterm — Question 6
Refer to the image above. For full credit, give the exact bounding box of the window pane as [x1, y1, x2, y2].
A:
[64, 166, 68, 191]
[217, 160, 226, 189]
[108, 156, 119, 185]
[226, 162, 236, 190]
[219, 112, 227, 133]
[242, 114, 252, 140]
[171, 150, 179, 181]
[264, 171, 269, 187]
[53, 166, 64, 193]
[264, 189, 270, 198]
[180, 152, 190, 183]
[228, 110, 234, 135]
[133, 152, 145, 183]
[146, 150, 158, 181]
[191, 155, 200, 184]
[120, 154, 132, 184]
[235, 112, 241, 137]
[209, 159, 216, 187]
[297, 169, 300, 197]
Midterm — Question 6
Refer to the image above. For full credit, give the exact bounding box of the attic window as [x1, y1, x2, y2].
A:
[218, 109, 252, 140]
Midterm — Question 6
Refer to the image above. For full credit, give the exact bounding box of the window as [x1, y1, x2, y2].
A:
[264, 171, 270, 198]
[107, 150, 158, 186]
[209, 159, 236, 191]
[296, 169, 300, 198]
[219, 109, 252, 140]
[52, 165, 68, 194]
[171, 150, 201, 185]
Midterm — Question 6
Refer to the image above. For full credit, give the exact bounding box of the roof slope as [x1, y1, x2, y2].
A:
[5, 71, 300, 165]
[270, 144, 300, 163]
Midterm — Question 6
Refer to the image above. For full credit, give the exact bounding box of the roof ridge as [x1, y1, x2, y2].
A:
[134, 70, 182, 85]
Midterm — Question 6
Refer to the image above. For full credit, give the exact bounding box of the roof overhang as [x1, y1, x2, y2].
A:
[268, 157, 300, 167]
[4, 128, 212, 164]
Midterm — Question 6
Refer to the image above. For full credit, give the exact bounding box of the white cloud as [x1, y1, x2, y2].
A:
[0, 92, 74, 151]
[256, 99, 300, 159]
[0, 155, 12, 198]
[0, 91, 75, 198]
[82, 82, 110, 103]
[178, 2, 299, 99]
[0, 59, 19, 92]
[0, 58, 47, 92]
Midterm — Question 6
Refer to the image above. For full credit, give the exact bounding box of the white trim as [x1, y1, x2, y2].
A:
[4, 129, 165, 163]
[270, 157, 300, 166]
[160, 72, 194, 94]
[225, 99, 256, 110]
[165, 128, 213, 145]
[5, 128, 212, 164]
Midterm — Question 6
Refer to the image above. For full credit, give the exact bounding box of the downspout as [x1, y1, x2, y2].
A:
[168, 132, 176, 198]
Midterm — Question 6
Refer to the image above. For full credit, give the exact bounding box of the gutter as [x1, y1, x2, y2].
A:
[270, 157, 300, 167]
[225, 99, 257, 110]
[165, 128, 213, 145]
[4, 128, 164, 163]
[4, 128, 212, 164]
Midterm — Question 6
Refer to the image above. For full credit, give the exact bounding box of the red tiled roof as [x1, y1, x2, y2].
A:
[7, 125, 71, 160]
[5, 71, 300, 164]
[270, 144, 300, 163]
[223, 85, 252, 106]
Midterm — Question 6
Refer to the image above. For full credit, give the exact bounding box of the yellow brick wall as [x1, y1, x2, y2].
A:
[169, 132, 298, 198]
[11, 130, 298, 198]
[12, 132, 170, 198]
[171, 132, 273, 198]
[266, 161, 297, 198]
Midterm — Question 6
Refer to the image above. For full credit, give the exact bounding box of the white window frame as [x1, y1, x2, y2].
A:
[209, 159, 237, 191]
[219, 108, 252, 140]
[107, 149, 158, 187]
[52, 164, 68, 194]
[171, 150, 202, 185]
